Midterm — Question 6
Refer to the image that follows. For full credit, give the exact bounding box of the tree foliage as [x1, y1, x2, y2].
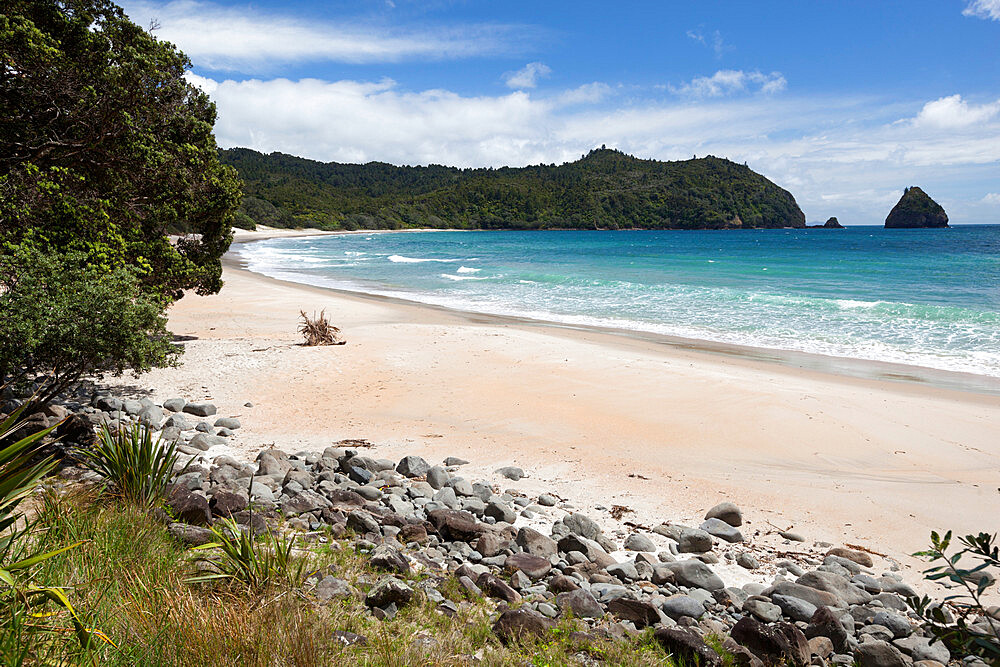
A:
[222, 147, 806, 231]
[0, 245, 178, 404]
[0, 0, 241, 299]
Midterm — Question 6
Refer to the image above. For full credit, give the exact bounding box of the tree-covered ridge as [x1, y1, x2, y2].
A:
[222, 147, 806, 231]
[884, 186, 949, 229]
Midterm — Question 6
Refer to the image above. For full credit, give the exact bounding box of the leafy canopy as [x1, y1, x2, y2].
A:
[0, 0, 241, 299]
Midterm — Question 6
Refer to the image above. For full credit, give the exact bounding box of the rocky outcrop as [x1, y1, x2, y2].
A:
[823, 216, 844, 228]
[884, 187, 949, 228]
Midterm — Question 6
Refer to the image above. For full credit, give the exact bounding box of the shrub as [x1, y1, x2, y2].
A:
[910, 530, 1000, 661]
[189, 518, 308, 591]
[0, 245, 179, 407]
[80, 423, 186, 507]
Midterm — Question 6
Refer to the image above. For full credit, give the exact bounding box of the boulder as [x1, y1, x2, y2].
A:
[183, 402, 217, 417]
[804, 606, 850, 654]
[162, 398, 186, 412]
[167, 522, 213, 545]
[492, 608, 554, 644]
[396, 455, 430, 478]
[426, 509, 485, 542]
[315, 576, 357, 602]
[477, 573, 521, 603]
[214, 417, 241, 430]
[606, 598, 660, 628]
[370, 545, 409, 574]
[365, 576, 414, 608]
[826, 546, 874, 568]
[652, 628, 722, 667]
[664, 559, 725, 592]
[425, 465, 450, 489]
[504, 553, 551, 580]
[797, 570, 872, 605]
[771, 593, 817, 623]
[892, 635, 950, 663]
[700, 517, 744, 543]
[624, 532, 657, 552]
[209, 490, 248, 517]
[516, 526, 558, 558]
[495, 466, 524, 481]
[660, 594, 705, 620]
[705, 501, 743, 527]
[730, 616, 810, 666]
[855, 639, 908, 667]
[165, 487, 212, 525]
[555, 589, 603, 619]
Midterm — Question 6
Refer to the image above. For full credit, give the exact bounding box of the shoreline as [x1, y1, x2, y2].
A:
[229, 227, 1000, 398]
[105, 224, 1000, 596]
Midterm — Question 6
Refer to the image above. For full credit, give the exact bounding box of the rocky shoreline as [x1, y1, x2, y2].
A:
[9, 384, 995, 667]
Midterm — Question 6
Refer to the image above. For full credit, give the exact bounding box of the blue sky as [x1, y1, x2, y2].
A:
[123, 0, 1000, 224]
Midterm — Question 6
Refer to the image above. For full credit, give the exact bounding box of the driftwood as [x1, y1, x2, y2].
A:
[298, 309, 345, 346]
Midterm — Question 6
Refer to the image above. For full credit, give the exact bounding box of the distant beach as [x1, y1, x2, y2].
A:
[105, 225, 1000, 591]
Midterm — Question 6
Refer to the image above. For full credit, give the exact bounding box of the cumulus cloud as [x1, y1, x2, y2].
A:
[190, 72, 1000, 223]
[911, 94, 1000, 128]
[503, 62, 552, 89]
[671, 70, 787, 98]
[963, 0, 1000, 20]
[122, 0, 531, 72]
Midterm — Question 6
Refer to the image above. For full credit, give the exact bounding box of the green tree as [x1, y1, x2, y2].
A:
[0, 0, 241, 299]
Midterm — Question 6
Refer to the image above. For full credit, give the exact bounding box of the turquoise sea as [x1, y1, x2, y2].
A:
[237, 227, 1000, 380]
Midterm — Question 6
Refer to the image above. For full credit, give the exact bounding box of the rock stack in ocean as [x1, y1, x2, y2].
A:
[884, 187, 949, 229]
[10, 385, 989, 667]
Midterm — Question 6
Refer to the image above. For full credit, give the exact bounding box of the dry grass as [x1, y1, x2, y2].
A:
[298, 310, 345, 346]
[4, 487, 685, 666]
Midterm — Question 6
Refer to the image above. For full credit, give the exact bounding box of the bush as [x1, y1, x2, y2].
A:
[0, 245, 179, 406]
[80, 423, 186, 507]
[189, 518, 307, 591]
[910, 530, 1000, 661]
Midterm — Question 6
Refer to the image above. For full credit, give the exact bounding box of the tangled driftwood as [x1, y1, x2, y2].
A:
[298, 309, 346, 346]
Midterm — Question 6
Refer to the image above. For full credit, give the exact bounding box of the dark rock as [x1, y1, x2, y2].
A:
[797, 570, 872, 605]
[495, 466, 524, 481]
[745, 598, 783, 623]
[825, 546, 874, 568]
[884, 186, 949, 229]
[557, 534, 615, 568]
[427, 509, 485, 542]
[770, 581, 842, 609]
[477, 573, 521, 603]
[664, 559, 725, 591]
[804, 606, 850, 654]
[855, 639, 908, 667]
[606, 598, 660, 628]
[823, 216, 844, 228]
[492, 608, 555, 644]
[347, 466, 372, 485]
[183, 402, 217, 417]
[504, 552, 551, 580]
[484, 498, 516, 524]
[56, 413, 96, 446]
[370, 544, 409, 574]
[165, 486, 212, 525]
[443, 456, 469, 466]
[365, 576, 414, 608]
[652, 628, 722, 667]
[325, 488, 367, 510]
[315, 576, 357, 601]
[892, 635, 950, 663]
[624, 532, 657, 552]
[209, 490, 248, 517]
[396, 455, 430, 478]
[660, 595, 705, 620]
[549, 575, 580, 593]
[425, 465, 450, 489]
[399, 523, 429, 544]
[730, 616, 810, 666]
[516, 526, 558, 558]
[280, 490, 332, 515]
[162, 397, 186, 412]
[705, 501, 743, 527]
[771, 593, 817, 622]
[167, 522, 214, 545]
[555, 589, 603, 618]
[700, 517, 744, 543]
[346, 510, 380, 535]
[189, 433, 226, 451]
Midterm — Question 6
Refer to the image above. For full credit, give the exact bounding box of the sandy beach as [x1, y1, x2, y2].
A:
[110, 226, 1000, 586]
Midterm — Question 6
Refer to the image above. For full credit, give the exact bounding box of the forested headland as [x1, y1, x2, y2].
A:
[223, 147, 806, 231]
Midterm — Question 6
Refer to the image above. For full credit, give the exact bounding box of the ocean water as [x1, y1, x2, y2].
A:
[237, 227, 1000, 379]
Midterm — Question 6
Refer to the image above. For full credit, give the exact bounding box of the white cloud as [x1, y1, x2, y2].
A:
[963, 0, 1000, 20]
[503, 62, 552, 89]
[123, 0, 530, 72]
[911, 94, 1000, 128]
[192, 73, 1000, 223]
[686, 29, 730, 57]
[671, 70, 787, 98]
[983, 193, 1000, 204]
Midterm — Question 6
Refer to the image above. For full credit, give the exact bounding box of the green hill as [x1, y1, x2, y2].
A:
[221, 147, 805, 231]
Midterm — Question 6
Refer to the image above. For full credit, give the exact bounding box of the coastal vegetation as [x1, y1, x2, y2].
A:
[0, 0, 240, 403]
[222, 147, 806, 231]
[884, 187, 949, 229]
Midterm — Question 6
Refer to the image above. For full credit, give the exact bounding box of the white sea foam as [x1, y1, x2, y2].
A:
[440, 273, 488, 281]
[456, 266, 481, 273]
[834, 299, 883, 309]
[388, 255, 462, 263]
